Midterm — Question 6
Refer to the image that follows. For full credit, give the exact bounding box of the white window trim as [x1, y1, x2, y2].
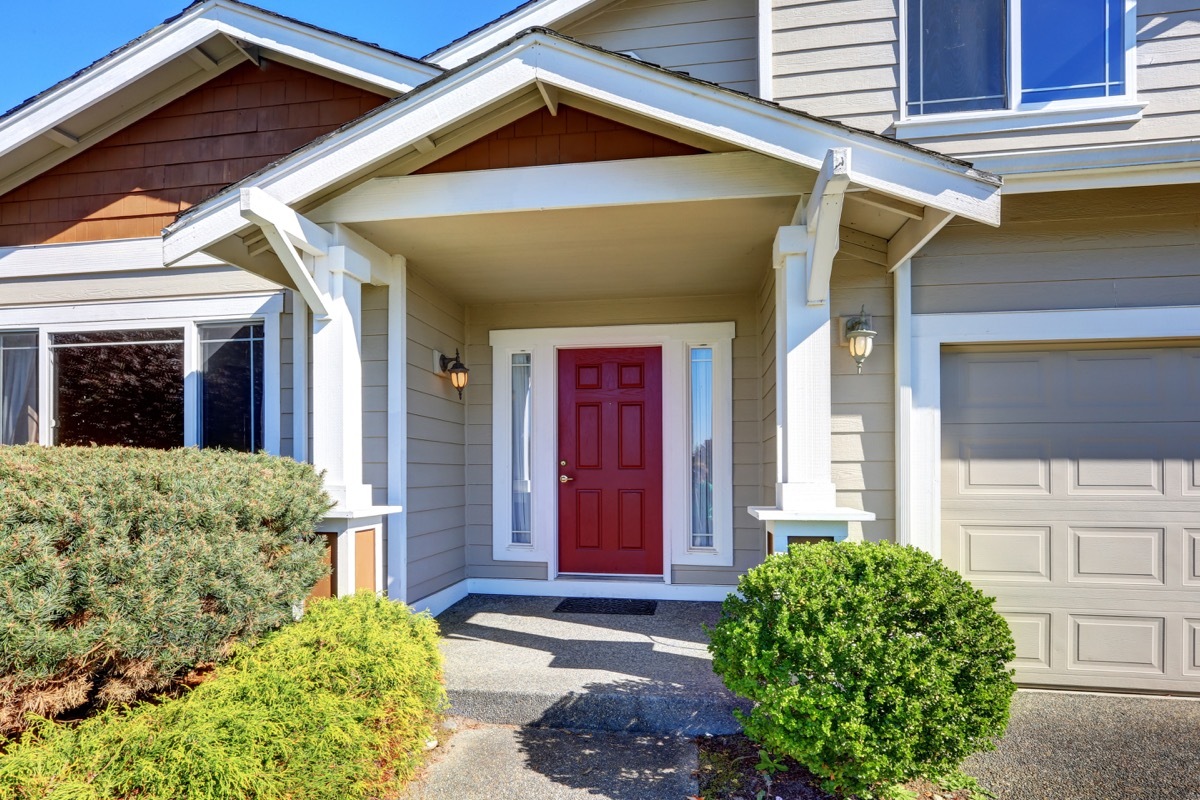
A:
[898, 305, 1200, 559]
[0, 293, 283, 454]
[489, 322, 736, 577]
[897, 0, 1140, 139]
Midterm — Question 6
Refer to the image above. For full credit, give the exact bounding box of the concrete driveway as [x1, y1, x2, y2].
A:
[967, 691, 1200, 800]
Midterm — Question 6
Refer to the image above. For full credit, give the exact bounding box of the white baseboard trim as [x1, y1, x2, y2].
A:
[408, 577, 737, 615]
[409, 579, 471, 617]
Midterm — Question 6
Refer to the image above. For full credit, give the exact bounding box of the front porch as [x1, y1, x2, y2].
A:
[160, 29, 1001, 607]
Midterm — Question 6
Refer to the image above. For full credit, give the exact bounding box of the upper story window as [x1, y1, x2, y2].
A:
[907, 0, 1130, 116]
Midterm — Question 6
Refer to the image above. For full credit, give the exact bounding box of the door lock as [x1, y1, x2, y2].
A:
[559, 475, 574, 483]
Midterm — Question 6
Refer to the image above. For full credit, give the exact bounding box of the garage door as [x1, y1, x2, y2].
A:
[941, 344, 1200, 693]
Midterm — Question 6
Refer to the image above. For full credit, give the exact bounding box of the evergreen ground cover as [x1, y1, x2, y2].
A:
[0, 593, 446, 800]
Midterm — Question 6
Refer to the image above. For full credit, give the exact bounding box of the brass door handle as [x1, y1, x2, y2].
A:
[559, 475, 574, 483]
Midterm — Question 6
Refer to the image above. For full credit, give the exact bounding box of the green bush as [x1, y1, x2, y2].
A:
[709, 541, 1016, 798]
[0, 445, 331, 732]
[0, 593, 446, 800]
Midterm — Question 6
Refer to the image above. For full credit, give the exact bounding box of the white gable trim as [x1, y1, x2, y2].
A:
[429, 0, 605, 68]
[0, 0, 439, 184]
[164, 33, 1001, 266]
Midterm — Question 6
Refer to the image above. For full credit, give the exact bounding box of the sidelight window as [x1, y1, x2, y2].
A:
[689, 347, 715, 549]
[511, 352, 533, 545]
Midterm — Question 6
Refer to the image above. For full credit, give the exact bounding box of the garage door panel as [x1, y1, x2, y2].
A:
[942, 344, 1200, 693]
[1070, 614, 1165, 674]
[1069, 527, 1165, 585]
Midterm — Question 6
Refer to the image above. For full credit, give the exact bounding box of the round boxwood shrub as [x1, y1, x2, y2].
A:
[709, 541, 1015, 798]
[0, 445, 332, 734]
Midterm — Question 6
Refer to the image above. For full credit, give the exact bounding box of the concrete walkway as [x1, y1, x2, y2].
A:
[406, 721, 698, 800]
[436, 594, 746, 734]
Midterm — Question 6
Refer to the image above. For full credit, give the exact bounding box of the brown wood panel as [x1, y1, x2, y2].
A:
[309, 532, 339, 601]
[0, 60, 386, 246]
[415, 105, 704, 174]
[354, 527, 377, 592]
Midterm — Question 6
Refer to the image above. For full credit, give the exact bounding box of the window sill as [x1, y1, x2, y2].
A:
[894, 99, 1147, 141]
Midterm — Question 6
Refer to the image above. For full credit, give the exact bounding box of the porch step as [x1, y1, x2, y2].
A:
[436, 594, 749, 735]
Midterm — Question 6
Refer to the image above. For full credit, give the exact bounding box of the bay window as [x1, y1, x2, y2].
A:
[907, 0, 1133, 117]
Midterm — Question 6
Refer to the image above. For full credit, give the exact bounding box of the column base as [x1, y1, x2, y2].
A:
[319, 506, 402, 598]
[748, 506, 875, 555]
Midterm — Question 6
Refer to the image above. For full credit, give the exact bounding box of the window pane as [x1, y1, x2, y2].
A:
[907, 0, 1007, 114]
[690, 348, 714, 549]
[511, 353, 532, 545]
[52, 329, 184, 449]
[1022, 0, 1124, 102]
[1, 332, 38, 445]
[200, 324, 264, 452]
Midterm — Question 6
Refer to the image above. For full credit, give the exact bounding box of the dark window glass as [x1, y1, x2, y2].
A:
[1, 332, 38, 445]
[1022, 0, 1124, 103]
[52, 329, 185, 449]
[907, 0, 1008, 114]
[199, 324, 264, 452]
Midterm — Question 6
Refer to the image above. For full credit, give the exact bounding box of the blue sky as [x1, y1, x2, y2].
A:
[0, 1, 521, 112]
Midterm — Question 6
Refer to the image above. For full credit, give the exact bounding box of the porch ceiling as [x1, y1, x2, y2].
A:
[348, 196, 796, 304]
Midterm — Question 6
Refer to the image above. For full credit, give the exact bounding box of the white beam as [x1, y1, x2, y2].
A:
[224, 34, 262, 66]
[805, 148, 851, 305]
[238, 188, 330, 318]
[412, 136, 436, 154]
[43, 127, 79, 148]
[239, 187, 331, 256]
[187, 46, 220, 70]
[311, 151, 812, 223]
[886, 208, 953, 269]
[846, 189, 924, 220]
[536, 79, 560, 116]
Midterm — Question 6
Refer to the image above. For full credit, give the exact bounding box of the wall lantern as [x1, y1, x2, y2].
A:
[436, 349, 470, 399]
[844, 306, 877, 374]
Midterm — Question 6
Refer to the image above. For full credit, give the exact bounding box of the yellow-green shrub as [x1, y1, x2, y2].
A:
[0, 593, 446, 800]
[0, 445, 331, 732]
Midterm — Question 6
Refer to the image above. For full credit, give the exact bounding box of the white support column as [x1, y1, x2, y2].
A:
[386, 255, 409, 603]
[310, 245, 372, 510]
[291, 291, 309, 463]
[893, 259, 914, 546]
[750, 200, 874, 549]
[774, 226, 837, 511]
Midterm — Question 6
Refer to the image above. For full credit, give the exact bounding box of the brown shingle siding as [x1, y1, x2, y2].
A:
[415, 105, 704, 175]
[0, 60, 386, 247]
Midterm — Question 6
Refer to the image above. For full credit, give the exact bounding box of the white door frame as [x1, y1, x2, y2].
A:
[899, 304, 1200, 557]
[490, 322, 735, 580]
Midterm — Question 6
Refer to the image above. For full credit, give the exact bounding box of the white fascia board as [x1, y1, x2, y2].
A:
[0, 0, 438, 162]
[164, 34, 1002, 263]
[0, 237, 223, 280]
[973, 138, 1200, 194]
[207, 3, 439, 93]
[429, 0, 603, 68]
[311, 151, 811, 223]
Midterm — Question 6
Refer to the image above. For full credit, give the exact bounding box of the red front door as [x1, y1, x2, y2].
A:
[558, 347, 663, 575]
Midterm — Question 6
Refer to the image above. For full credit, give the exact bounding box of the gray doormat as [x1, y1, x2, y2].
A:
[553, 598, 658, 615]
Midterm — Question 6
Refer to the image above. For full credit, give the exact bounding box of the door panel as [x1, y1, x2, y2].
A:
[558, 347, 663, 575]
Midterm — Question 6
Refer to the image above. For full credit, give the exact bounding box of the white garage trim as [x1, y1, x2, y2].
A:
[900, 305, 1200, 557]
